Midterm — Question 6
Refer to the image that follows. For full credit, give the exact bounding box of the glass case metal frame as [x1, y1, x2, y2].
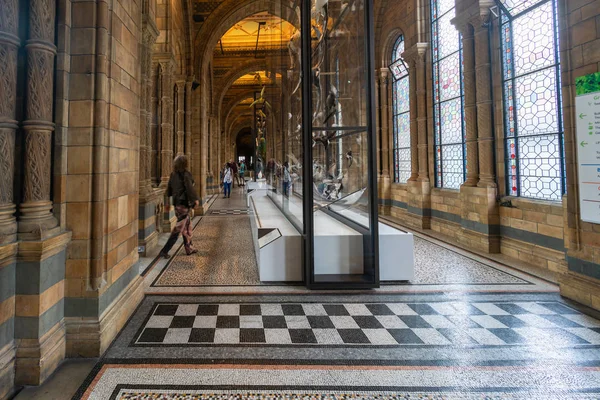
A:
[300, 0, 380, 289]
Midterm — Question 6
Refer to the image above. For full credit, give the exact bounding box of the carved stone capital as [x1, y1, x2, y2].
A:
[402, 43, 428, 67]
[142, 14, 160, 46]
[451, 12, 474, 36]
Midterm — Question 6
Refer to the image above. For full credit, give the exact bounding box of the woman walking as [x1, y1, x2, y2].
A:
[223, 162, 233, 198]
[159, 155, 199, 258]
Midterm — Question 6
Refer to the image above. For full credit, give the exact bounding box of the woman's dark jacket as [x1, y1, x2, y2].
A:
[167, 170, 200, 207]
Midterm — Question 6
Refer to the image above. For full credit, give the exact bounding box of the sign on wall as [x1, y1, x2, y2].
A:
[576, 72, 600, 224]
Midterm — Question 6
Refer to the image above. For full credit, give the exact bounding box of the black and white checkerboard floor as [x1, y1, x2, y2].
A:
[134, 301, 600, 346]
[210, 209, 249, 215]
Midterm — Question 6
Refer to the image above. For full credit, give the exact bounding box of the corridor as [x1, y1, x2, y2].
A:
[2, 0, 600, 398]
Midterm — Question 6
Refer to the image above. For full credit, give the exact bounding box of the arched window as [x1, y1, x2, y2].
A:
[499, 0, 564, 201]
[431, 0, 466, 189]
[389, 35, 411, 183]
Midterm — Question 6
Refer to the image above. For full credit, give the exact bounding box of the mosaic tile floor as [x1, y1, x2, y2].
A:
[148, 188, 543, 290]
[74, 294, 600, 400]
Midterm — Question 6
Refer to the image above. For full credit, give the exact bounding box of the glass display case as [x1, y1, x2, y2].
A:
[302, 0, 379, 288]
[259, 0, 379, 289]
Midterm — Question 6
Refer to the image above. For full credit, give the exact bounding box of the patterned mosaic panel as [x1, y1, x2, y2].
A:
[391, 36, 411, 184]
[501, 0, 564, 201]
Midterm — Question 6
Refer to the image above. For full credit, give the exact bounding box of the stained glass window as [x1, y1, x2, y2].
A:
[499, 0, 565, 201]
[431, 0, 466, 189]
[390, 35, 411, 183]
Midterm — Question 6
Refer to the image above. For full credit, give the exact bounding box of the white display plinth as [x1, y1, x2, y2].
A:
[332, 208, 415, 281]
[249, 195, 302, 282]
[313, 210, 364, 275]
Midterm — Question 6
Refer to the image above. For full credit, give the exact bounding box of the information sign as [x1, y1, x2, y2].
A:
[576, 72, 600, 224]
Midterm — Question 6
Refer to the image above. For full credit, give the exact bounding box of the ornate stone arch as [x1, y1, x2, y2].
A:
[213, 59, 269, 114]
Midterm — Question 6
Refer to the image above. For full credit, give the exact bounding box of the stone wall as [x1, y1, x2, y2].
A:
[375, 0, 600, 311]
[558, 0, 600, 310]
[64, 0, 144, 360]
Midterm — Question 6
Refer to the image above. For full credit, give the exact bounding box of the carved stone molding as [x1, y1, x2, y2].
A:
[19, 0, 58, 237]
[0, 0, 20, 244]
[185, 80, 193, 169]
[158, 60, 175, 187]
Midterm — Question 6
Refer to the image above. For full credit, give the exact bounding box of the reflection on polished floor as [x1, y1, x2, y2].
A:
[27, 187, 591, 400]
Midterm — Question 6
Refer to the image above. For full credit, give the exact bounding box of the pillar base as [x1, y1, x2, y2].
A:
[0, 203, 17, 246]
[17, 201, 59, 240]
[0, 343, 16, 400]
[378, 175, 392, 216]
[15, 321, 66, 386]
[66, 275, 143, 358]
[458, 185, 500, 253]
[406, 180, 431, 229]
[138, 193, 160, 256]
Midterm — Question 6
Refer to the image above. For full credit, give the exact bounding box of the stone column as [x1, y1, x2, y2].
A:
[379, 68, 391, 178]
[139, 22, 158, 197]
[0, 0, 19, 245]
[407, 58, 419, 181]
[19, 0, 59, 238]
[473, 13, 496, 188]
[185, 80, 193, 167]
[414, 46, 429, 183]
[459, 22, 479, 187]
[151, 62, 159, 186]
[175, 81, 185, 156]
[138, 16, 159, 256]
[403, 43, 431, 229]
[159, 61, 174, 188]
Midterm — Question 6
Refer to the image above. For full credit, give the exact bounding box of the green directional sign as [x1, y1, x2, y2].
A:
[576, 72, 600, 95]
[580, 113, 588, 119]
[581, 141, 589, 147]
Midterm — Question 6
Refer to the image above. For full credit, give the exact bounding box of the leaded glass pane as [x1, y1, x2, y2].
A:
[396, 148, 411, 183]
[435, 0, 455, 18]
[436, 10, 459, 60]
[518, 134, 562, 200]
[499, 0, 546, 16]
[432, 0, 465, 189]
[438, 52, 462, 101]
[439, 98, 463, 145]
[396, 113, 410, 147]
[515, 68, 559, 136]
[390, 35, 411, 184]
[512, 2, 556, 76]
[500, 0, 564, 201]
[396, 78, 410, 113]
[441, 144, 465, 190]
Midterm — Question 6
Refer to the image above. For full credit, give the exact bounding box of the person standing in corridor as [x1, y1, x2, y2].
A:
[239, 160, 246, 186]
[223, 162, 233, 198]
